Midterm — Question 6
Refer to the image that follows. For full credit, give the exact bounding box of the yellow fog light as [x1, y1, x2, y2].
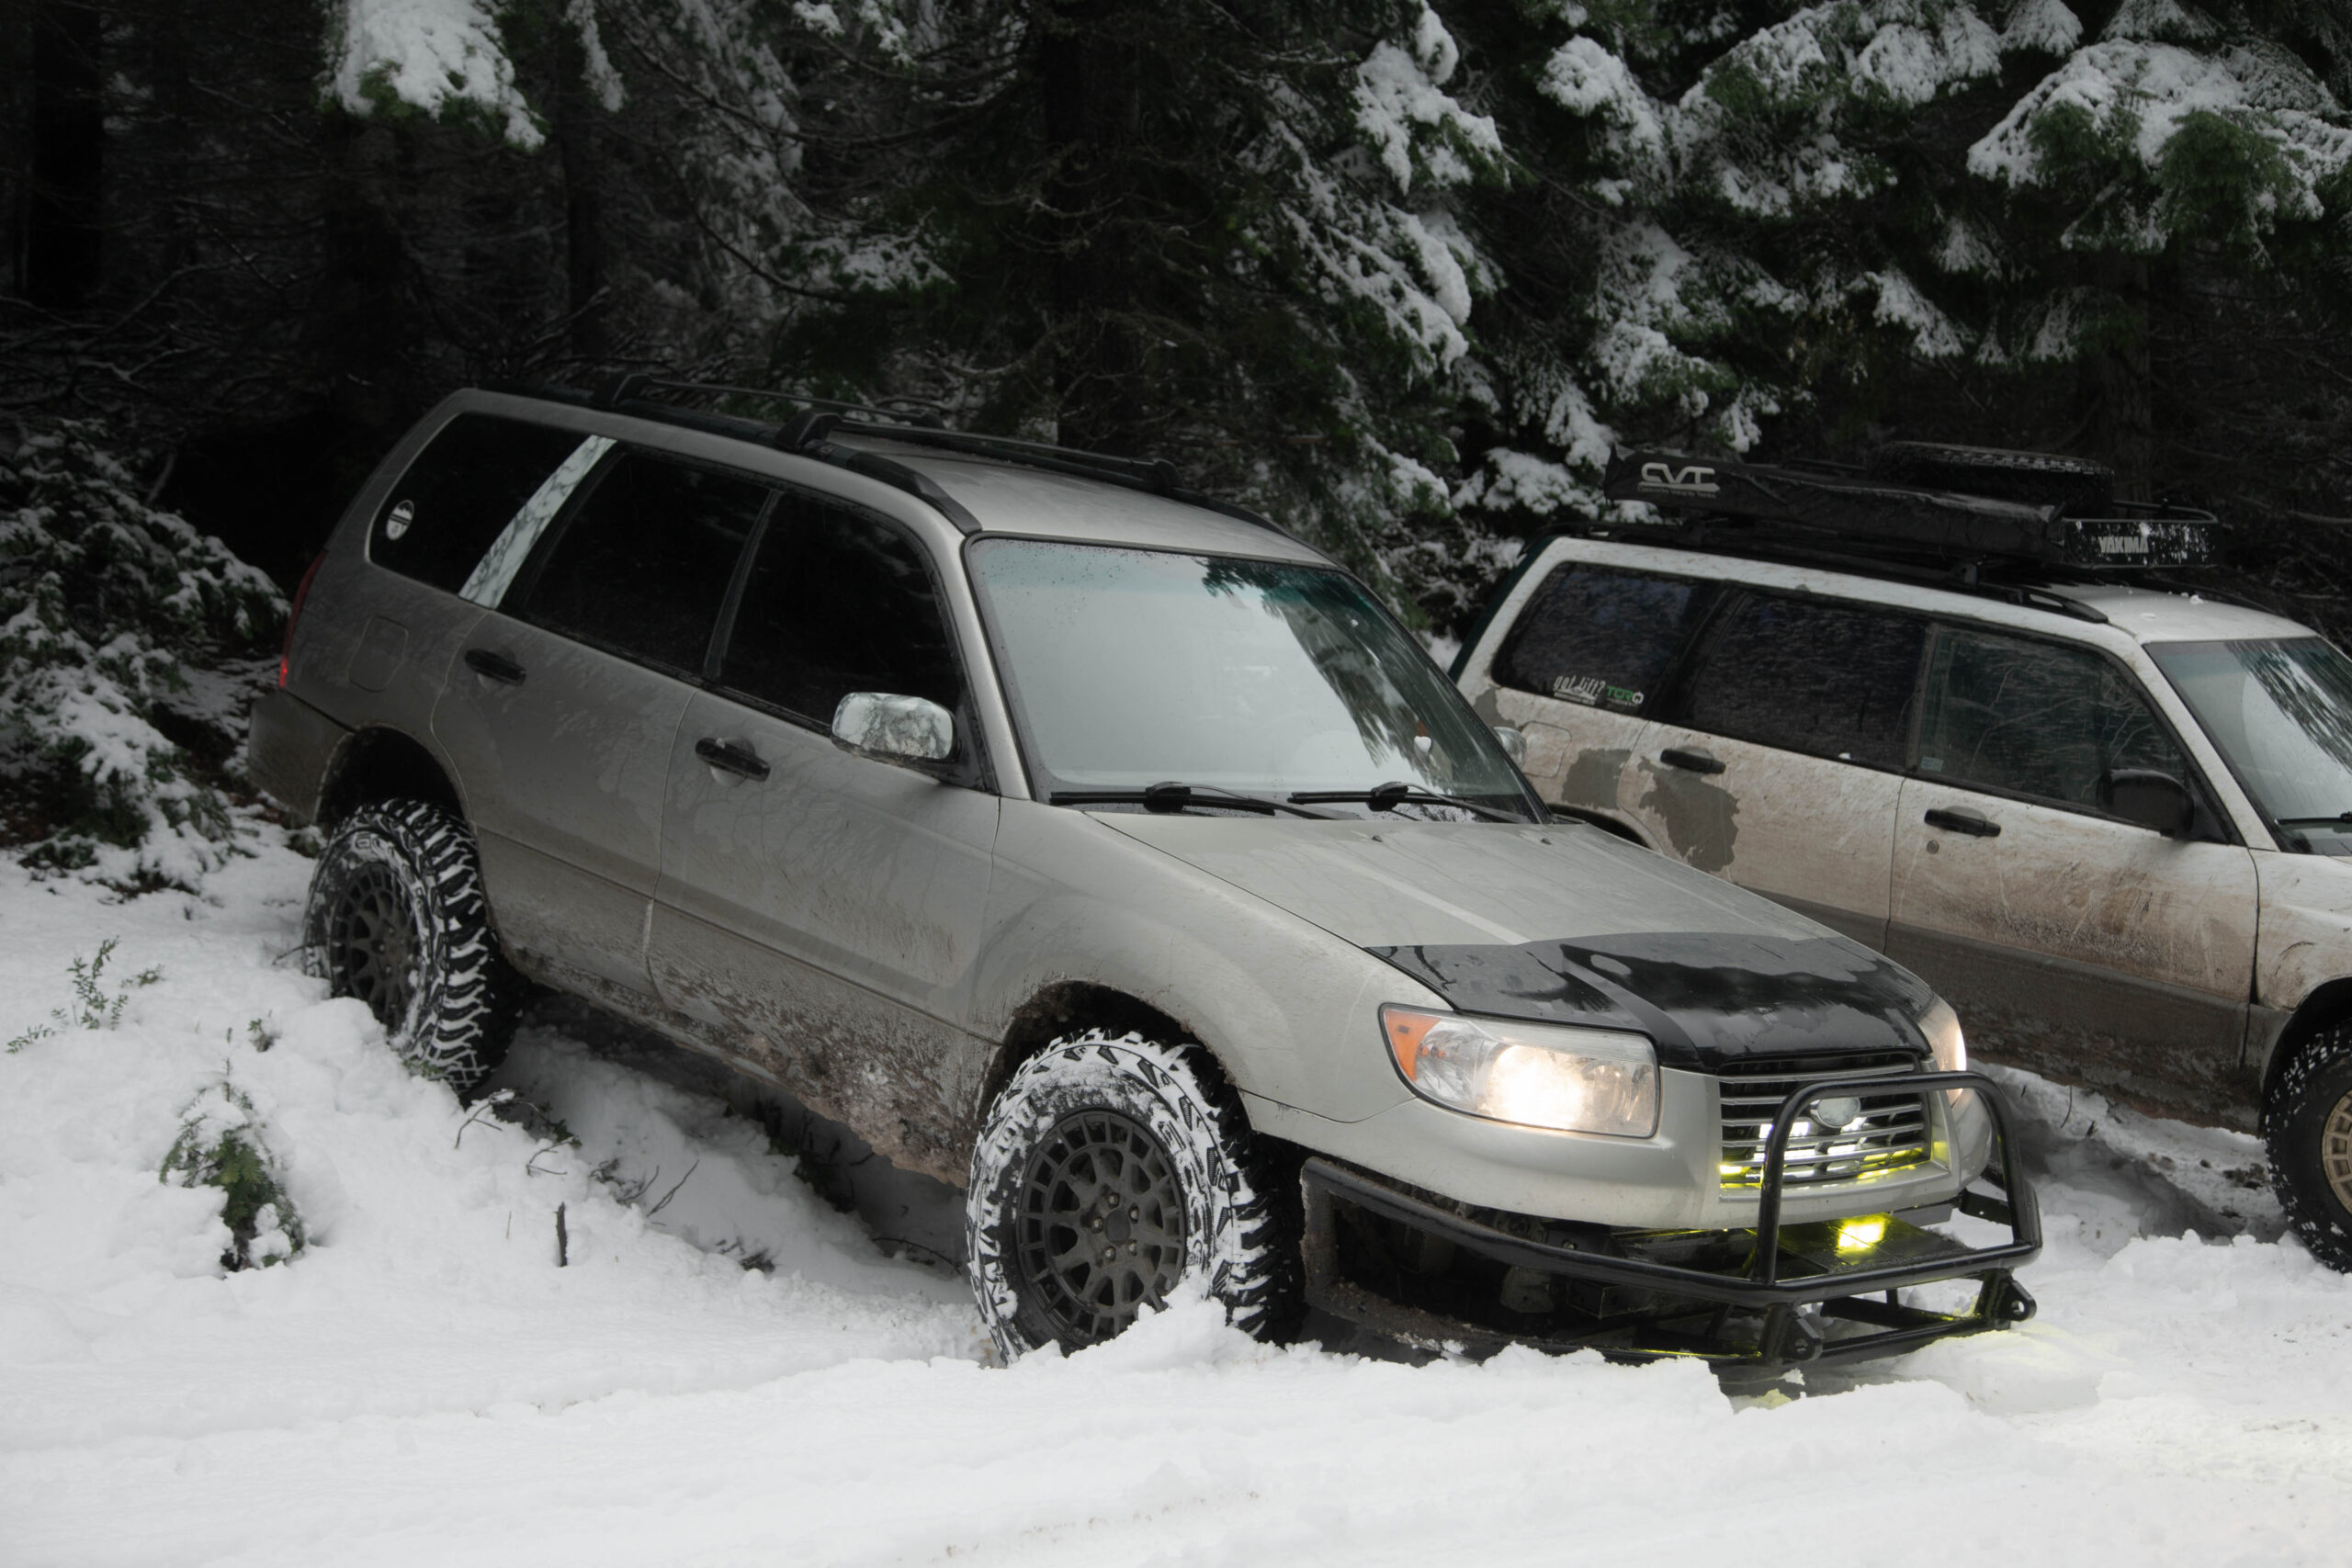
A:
[1836, 1215, 1889, 1253]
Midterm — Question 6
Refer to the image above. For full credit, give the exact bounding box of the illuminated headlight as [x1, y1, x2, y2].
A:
[1921, 999, 1967, 1073]
[1382, 1005, 1658, 1137]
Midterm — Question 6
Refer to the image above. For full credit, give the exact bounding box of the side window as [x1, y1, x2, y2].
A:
[510, 452, 770, 676]
[1917, 626, 2186, 811]
[1677, 592, 1925, 769]
[370, 415, 593, 592]
[717, 496, 965, 738]
[1493, 564, 1711, 713]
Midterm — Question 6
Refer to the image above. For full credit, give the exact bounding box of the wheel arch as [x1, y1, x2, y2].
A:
[317, 727, 465, 829]
[2263, 977, 2352, 1107]
[979, 983, 1216, 1120]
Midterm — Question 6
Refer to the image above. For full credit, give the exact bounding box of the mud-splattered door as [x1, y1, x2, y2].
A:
[431, 448, 764, 998]
[1886, 625, 2257, 1114]
[1623, 591, 1927, 948]
[647, 493, 999, 1180]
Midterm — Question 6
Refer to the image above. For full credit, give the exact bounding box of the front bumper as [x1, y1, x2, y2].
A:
[1253, 1058, 1993, 1231]
[1301, 1069, 2041, 1371]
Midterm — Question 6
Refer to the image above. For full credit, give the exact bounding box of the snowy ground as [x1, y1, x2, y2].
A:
[5, 824, 2350, 1567]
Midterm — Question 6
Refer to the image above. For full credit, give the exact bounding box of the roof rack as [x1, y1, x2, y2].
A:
[1602, 447, 2221, 572]
[547, 374, 1289, 538]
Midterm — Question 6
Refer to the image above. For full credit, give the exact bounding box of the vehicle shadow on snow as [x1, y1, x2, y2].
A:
[481, 994, 970, 1278]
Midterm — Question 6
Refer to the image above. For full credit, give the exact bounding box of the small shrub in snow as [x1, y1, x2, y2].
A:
[6, 936, 161, 1051]
[0, 419, 285, 889]
[160, 1080, 306, 1270]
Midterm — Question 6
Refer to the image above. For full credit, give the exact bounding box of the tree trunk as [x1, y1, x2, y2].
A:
[554, 19, 607, 361]
[1038, 0, 1147, 452]
[2080, 254, 2157, 502]
[25, 0, 104, 307]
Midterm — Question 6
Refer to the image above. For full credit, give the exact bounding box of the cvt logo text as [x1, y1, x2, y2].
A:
[1639, 462, 1719, 497]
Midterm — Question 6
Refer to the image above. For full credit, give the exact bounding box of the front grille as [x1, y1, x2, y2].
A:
[1717, 1054, 1932, 1190]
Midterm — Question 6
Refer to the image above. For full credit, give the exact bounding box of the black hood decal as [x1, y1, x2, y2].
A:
[1366, 931, 1936, 1069]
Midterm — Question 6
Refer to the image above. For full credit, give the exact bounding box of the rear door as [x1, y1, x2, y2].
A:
[1887, 623, 2259, 1106]
[1627, 591, 1927, 948]
[431, 448, 770, 1000]
[648, 490, 999, 1176]
[1475, 559, 1716, 828]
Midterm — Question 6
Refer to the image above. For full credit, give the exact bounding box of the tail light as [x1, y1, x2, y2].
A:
[280, 554, 324, 688]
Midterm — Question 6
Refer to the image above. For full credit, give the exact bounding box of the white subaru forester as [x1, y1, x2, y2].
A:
[1455, 442, 2352, 1269]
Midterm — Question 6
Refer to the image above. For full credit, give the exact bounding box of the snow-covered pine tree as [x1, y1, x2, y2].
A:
[1450, 1, 2352, 611]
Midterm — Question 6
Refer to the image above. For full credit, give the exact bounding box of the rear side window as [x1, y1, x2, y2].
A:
[1918, 626, 2186, 810]
[1493, 564, 1709, 713]
[511, 452, 771, 676]
[369, 414, 590, 592]
[717, 495, 965, 733]
[1676, 592, 1925, 769]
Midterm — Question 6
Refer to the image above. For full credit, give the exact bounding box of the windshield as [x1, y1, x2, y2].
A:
[967, 538, 1536, 819]
[2149, 637, 2352, 852]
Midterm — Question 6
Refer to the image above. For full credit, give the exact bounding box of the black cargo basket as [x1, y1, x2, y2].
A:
[1302, 1069, 2041, 1372]
[1601, 447, 2219, 572]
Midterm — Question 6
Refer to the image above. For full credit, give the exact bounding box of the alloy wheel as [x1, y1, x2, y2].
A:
[1014, 1109, 1189, 1345]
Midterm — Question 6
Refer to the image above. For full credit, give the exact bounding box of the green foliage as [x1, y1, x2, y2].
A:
[0, 422, 285, 886]
[160, 1081, 306, 1271]
[6, 938, 162, 1052]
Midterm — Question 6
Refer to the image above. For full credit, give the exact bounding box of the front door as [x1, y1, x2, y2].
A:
[432, 446, 770, 999]
[1627, 590, 1927, 949]
[1886, 622, 2259, 1113]
[649, 490, 999, 1182]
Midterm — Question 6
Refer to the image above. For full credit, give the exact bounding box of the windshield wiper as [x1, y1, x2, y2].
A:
[2276, 813, 2352, 826]
[1288, 781, 1536, 825]
[1049, 782, 1340, 819]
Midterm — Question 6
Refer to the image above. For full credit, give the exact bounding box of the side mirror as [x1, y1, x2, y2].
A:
[2100, 768, 2193, 837]
[1491, 723, 1528, 768]
[831, 692, 954, 765]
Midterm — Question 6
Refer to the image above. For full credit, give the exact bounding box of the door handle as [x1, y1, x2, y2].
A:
[1924, 806, 2000, 838]
[695, 737, 770, 781]
[1660, 746, 1725, 775]
[463, 648, 526, 684]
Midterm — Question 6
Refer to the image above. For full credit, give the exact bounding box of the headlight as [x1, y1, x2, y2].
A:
[1920, 999, 1967, 1073]
[1382, 1005, 1658, 1137]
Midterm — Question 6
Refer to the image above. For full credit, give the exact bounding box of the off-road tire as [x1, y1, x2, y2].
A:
[304, 799, 524, 1092]
[966, 1031, 1300, 1359]
[2264, 1023, 2352, 1272]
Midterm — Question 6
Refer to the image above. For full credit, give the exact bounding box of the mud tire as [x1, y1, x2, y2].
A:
[2264, 1023, 2352, 1272]
[304, 799, 524, 1092]
[966, 1032, 1300, 1360]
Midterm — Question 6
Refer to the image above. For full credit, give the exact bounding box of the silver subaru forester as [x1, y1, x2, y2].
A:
[248, 380, 2038, 1369]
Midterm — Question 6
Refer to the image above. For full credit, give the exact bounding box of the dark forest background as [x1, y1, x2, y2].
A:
[4, 0, 2350, 637]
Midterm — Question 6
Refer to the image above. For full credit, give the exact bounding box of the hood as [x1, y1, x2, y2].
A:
[1092, 813, 1935, 1068]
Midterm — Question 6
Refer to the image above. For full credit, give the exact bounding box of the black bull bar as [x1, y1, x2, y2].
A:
[1300, 1069, 2042, 1371]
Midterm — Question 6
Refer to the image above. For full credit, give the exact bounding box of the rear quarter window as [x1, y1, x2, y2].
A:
[368, 414, 592, 592]
[1493, 564, 1710, 714]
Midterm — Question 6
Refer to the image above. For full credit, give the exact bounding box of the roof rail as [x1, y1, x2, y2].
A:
[551, 375, 1290, 538]
[1602, 447, 2220, 571]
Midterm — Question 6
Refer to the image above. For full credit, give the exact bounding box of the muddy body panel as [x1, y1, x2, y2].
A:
[1887, 776, 2259, 1120]
[430, 613, 687, 993]
[650, 691, 1001, 1184]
